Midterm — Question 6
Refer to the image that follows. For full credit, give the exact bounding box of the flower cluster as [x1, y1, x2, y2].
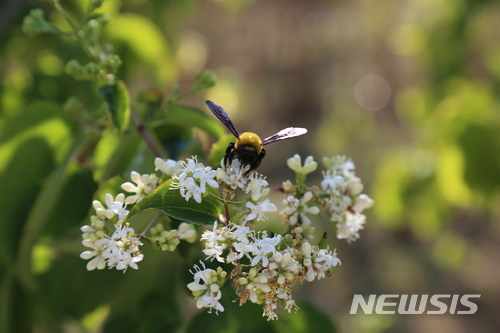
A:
[282, 191, 320, 226]
[193, 222, 340, 320]
[320, 156, 374, 242]
[80, 159, 199, 271]
[171, 157, 277, 222]
[281, 154, 374, 243]
[187, 263, 227, 314]
[150, 222, 197, 251]
[121, 171, 158, 204]
[171, 157, 219, 203]
[82, 153, 373, 321]
[80, 193, 143, 272]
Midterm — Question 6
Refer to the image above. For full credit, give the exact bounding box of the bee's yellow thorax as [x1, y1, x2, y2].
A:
[236, 132, 262, 153]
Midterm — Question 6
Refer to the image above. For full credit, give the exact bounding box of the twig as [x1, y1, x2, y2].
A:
[139, 211, 161, 238]
[130, 109, 164, 158]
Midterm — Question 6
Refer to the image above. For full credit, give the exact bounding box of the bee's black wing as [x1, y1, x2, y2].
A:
[262, 127, 307, 145]
[205, 100, 240, 138]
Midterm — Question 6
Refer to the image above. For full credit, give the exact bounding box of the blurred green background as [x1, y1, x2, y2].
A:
[1, 0, 500, 332]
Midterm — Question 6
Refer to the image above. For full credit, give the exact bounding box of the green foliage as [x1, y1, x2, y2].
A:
[187, 296, 276, 333]
[127, 179, 222, 225]
[274, 301, 337, 333]
[65, 59, 103, 80]
[154, 105, 227, 139]
[99, 80, 131, 132]
[88, 0, 106, 13]
[22, 9, 61, 37]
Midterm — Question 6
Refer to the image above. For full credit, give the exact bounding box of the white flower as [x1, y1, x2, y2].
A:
[109, 194, 129, 221]
[177, 174, 203, 203]
[244, 268, 271, 303]
[92, 194, 115, 219]
[287, 154, 317, 175]
[348, 179, 364, 196]
[321, 174, 345, 194]
[187, 264, 225, 314]
[313, 248, 341, 279]
[323, 155, 355, 177]
[299, 242, 341, 281]
[287, 154, 302, 173]
[155, 158, 183, 176]
[282, 191, 319, 226]
[353, 194, 374, 212]
[249, 235, 282, 267]
[80, 239, 106, 271]
[101, 223, 144, 272]
[231, 224, 252, 242]
[216, 158, 249, 190]
[336, 212, 366, 242]
[171, 157, 218, 204]
[115, 250, 143, 271]
[121, 171, 158, 204]
[201, 222, 228, 262]
[178, 222, 197, 243]
[246, 199, 277, 221]
[245, 174, 269, 201]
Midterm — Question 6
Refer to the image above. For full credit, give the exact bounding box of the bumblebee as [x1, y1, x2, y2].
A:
[205, 100, 307, 173]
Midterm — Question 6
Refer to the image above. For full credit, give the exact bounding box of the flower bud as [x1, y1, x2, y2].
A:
[81, 225, 95, 233]
[303, 258, 312, 267]
[272, 253, 283, 263]
[287, 154, 302, 173]
[254, 274, 268, 284]
[354, 194, 374, 211]
[194, 69, 217, 90]
[210, 284, 220, 293]
[306, 267, 315, 282]
[302, 156, 318, 174]
[282, 252, 292, 266]
[349, 181, 364, 196]
[94, 219, 105, 230]
[301, 242, 312, 258]
[302, 191, 314, 203]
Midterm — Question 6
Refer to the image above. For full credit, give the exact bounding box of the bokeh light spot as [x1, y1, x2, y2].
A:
[176, 31, 209, 74]
[354, 74, 392, 111]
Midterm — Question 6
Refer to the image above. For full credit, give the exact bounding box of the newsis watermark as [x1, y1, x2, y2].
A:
[350, 294, 481, 315]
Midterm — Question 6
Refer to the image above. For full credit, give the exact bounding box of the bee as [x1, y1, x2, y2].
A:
[205, 100, 307, 173]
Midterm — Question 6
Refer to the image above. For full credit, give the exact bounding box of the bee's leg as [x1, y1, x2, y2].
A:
[224, 142, 236, 169]
[246, 148, 266, 175]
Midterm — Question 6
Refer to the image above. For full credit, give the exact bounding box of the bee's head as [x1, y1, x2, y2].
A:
[236, 132, 262, 153]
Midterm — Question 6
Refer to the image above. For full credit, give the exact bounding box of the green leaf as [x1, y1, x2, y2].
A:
[127, 179, 222, 225]
[100, 80, 131, 132]
[105, 13, 176, 85]
[230, 212, 246, 224]
[93, 131, 143, 182]
[153, 106, 227, 139]
[208, 134, 234, 167]
[0, 101, 73, 272]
